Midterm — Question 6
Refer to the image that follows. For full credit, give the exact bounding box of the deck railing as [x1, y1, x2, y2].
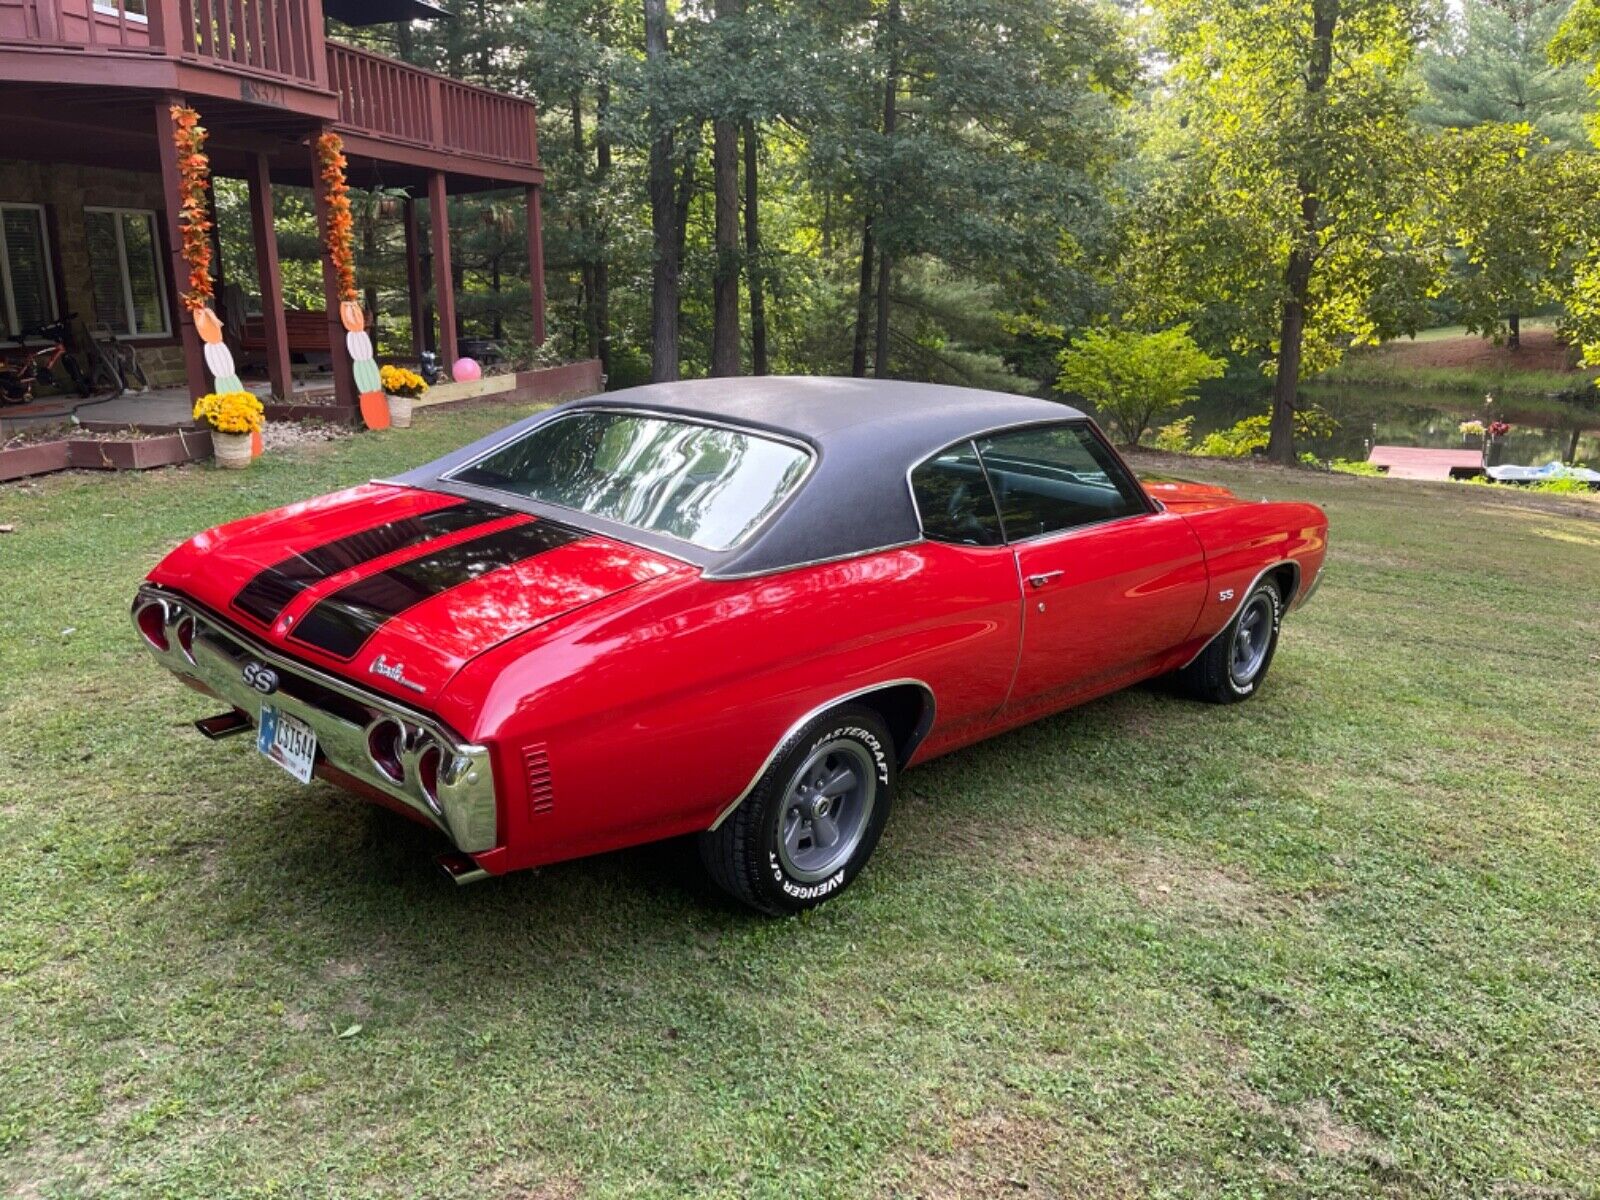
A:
[328, 43, 538, 167]
[175, 0, 322, 87]
[0, 0, 159, 53]
[0, 1, 539, 169]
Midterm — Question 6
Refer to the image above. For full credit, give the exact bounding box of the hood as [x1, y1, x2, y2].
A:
[1141, 475, 1245, 514]
[149, 484, 686, 705]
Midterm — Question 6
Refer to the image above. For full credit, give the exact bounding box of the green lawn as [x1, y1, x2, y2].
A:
[4, 408, 1600, 1198]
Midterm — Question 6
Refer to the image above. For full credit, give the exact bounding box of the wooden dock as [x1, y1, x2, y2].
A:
[1367, 446, 1485, 481]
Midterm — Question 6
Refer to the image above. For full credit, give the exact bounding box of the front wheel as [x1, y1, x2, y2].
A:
[1174, 578, 1283, 704]
[699, 704, 896, 915]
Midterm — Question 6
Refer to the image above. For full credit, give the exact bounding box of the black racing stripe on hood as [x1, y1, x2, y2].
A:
[231, 501, 508, 625]
[287, 519, 587, 660]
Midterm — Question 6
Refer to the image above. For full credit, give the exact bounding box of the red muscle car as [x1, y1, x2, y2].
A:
[133, 378, 1327, 913]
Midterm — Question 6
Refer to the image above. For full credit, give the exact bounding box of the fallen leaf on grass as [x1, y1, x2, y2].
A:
[338, 1023, 363, 1039]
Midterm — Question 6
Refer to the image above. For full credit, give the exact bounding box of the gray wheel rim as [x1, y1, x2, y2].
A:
[1230, 595, 1273, 686]
[776, 738, 877, 883]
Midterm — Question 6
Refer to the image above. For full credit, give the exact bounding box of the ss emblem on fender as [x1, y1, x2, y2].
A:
[242, 661, 279, 695]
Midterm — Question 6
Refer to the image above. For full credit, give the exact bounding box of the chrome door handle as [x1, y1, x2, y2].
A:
[1027, 570, 1065, 588]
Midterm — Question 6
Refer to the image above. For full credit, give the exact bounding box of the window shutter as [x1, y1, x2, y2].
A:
[121, 213, 167, 337]
[85, 210, 129, 335]
[2, 208, 54, 336]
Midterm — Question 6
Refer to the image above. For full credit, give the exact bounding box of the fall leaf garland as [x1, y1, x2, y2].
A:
[316, 132, 358, 305]
[169, 105, 214, 313]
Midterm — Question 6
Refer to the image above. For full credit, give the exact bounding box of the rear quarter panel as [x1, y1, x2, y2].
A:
[1172, 500, 1328, 656]
[444, 543, 1023, 874]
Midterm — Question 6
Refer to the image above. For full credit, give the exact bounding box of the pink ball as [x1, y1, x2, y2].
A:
[452, 357, 481, 383]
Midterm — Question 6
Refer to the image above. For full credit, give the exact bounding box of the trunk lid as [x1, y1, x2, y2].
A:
[1141, 475, 1245, 514]
[149, 484, 686, 704]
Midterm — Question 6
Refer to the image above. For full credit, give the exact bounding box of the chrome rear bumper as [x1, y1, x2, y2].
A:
[131, 584, 498, 854]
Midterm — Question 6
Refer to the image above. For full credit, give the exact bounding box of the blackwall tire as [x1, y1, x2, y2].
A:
[1175, 578, 1283, 705]
[698, 703, 896, 915]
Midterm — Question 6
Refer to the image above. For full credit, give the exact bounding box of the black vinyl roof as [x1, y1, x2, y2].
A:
[391, 377, 1086, 578]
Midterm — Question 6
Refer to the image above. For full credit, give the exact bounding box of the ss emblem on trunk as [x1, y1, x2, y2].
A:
[243, 662, 279, 695]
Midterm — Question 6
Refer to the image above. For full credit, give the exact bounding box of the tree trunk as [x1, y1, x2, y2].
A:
[743, 121, 768, 376]
[593, 82, 612, 378]
[1269, 249, 1311, 464]
[1508, 311, 1521, 351]
[674, 122, 701, 273]
[1266, 0, 1337, 466]
[709, 0, 742, 377]
[573, 88, 598, 360]
[644, 0, 678, 382]
[872, 0, 900, 379]
[851, 214, 874, 378]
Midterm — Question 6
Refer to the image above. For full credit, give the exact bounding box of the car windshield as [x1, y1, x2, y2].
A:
[447, 410, 812, 552]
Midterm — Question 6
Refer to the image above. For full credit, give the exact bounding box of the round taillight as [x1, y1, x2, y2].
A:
[367, 720, 405, 783]
[136, 603, 169, 652]
[417, 744, 442, 814]
[175, 616, 196, 663]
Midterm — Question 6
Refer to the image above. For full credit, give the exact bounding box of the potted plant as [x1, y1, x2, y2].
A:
[193, 390, 265, 468]
[1459, 419, 1484, 448]
[1485, 420, 1511, 468]
[379, 364, 428, 428]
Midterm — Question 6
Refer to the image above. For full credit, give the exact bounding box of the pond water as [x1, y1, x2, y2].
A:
[1178, 384, 1600, 466]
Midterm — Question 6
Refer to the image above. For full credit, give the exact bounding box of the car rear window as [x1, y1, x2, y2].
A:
[446, 410, 812, 552]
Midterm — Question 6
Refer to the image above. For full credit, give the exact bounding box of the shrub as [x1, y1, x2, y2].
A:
[1193, 406, 1338, 458]
[1531, 475, 1595, 495]
[1330, 458, 1385, 477]
[1148, 416, 1195, 453]
[1056, 325, 1224, 446]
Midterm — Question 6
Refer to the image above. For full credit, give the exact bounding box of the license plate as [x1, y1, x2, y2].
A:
[257, 704, 317, 784]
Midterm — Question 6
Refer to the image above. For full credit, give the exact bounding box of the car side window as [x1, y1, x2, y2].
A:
[975, 423, 1147, 541]
[910, 441, 1005, 547]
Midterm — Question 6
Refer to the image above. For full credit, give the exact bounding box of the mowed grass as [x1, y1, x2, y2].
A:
[3, 407, 1600, 1198]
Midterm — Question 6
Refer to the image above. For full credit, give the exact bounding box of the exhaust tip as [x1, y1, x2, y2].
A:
[436, 852, 488, 886]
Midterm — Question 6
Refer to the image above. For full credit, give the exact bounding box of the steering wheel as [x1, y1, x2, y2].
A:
[944, 482, 992, 543]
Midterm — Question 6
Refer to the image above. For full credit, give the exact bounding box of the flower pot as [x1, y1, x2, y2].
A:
[213, 430, 253, 469]
[1461, 434, 1482, 449]
[386, 393, 414, 428]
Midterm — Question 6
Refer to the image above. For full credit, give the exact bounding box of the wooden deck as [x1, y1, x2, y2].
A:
[1367, 446, 1485, 481]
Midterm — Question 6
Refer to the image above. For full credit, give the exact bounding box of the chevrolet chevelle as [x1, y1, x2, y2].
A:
[133, 378, 1327, 913]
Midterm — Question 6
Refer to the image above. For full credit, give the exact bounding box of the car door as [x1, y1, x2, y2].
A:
[977, 422, 1208, 721]
[904, 439, 1027, 751]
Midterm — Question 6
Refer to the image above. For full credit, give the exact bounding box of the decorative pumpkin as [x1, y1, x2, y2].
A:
[192, 306, 224, 345]
[339, 301, 365, 333]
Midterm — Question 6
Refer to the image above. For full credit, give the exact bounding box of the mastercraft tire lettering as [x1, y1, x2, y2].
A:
[700, 703, 898, 915]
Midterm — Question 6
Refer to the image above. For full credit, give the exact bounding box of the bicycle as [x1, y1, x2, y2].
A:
[88, 322, 148, 396]
[0, 315, 91, 405]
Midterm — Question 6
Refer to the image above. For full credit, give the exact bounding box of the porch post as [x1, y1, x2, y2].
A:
[309, 126, 358, 410]
[402, 196, 426, 360]
[525, 184, 546, 347]
[246, 152, 293, 401]
[154, 94, 207, 401]
[427, 170, 458, 372]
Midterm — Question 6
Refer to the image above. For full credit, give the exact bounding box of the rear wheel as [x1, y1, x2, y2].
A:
[1175, 578, 1283, 704]
[699, 704, 895, 915]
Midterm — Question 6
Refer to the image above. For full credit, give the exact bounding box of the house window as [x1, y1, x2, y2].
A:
[0, 203, 58, 341]
[91, 0, 148, 22]
[85, 208, 170, 339]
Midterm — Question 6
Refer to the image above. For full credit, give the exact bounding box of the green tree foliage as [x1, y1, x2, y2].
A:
[1130, 0, 1441, 462]
[1055, 325, 1224, 445]
[1433, 123, 1596, 347]
[1419, 0, 1590, 148]
[1552, 0, 1600, 371]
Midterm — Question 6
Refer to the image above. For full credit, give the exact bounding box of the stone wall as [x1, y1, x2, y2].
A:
[0, 159, 188, 387]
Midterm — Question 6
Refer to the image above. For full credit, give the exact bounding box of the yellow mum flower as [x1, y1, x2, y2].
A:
[194, 391, 265, 435]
